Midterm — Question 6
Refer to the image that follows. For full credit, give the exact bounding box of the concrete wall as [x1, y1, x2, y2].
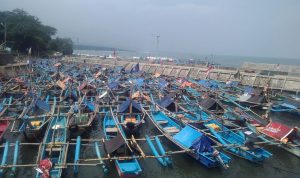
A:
[242, 62, 300, 77]
[64, 56, 300, 92]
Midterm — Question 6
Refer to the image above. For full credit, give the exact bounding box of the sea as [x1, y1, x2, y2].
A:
[73, 49, 300, 67]
[5, 50, 300, 178]
[8, 111, 300, 178]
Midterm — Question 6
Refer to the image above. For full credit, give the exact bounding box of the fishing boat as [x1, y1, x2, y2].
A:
[67, 97, 98, 136]
[13, 95, 56, 140]
[0, 96, 13, 117]
[160, 97, 272, 163]
[222, 105, 265, 128]
[271, 96, 300, 115]
[0, 120, 9, 142]
[149, 109, 231, 168]
[55, 77, 79, 103]
[181, 92, 226, 115]
[193, 109, 273, 162]
[103, 110, 142, 178]
[78, 81, 97, 97]
[36, 115, 68, 178]
[236, 87, 268, 109]
[247, 121, 300, 157]
[117, 98, 144, 136]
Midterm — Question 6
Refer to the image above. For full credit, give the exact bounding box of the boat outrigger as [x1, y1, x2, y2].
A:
[103, 110, 142, 178]
[148, 109, 231, 168]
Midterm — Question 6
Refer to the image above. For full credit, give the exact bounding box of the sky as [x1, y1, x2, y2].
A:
[1, 0, 300, 59]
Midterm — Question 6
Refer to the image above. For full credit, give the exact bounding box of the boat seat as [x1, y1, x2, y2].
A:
[157, 120, 168, 125]
[250, 123, 260, 127]
[206, 123, 220, 131]
[202, 152, 211, 156]
[31, 121, 42, 127]
[163, 127, 180, 133]
[46, 147, 62, 152]
[106, 127, 118, 133]
[46, 143, 64, 152]
[52, 124, 62, 129]
[256, 127, 264, 131]
[124, 117, 137, 124]
[240, 146, 250, 151]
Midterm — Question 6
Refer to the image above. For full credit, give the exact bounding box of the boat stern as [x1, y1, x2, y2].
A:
[115, 159, 142, 178]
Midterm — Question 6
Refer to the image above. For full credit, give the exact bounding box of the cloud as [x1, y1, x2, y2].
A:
[1, 0, 300, 58]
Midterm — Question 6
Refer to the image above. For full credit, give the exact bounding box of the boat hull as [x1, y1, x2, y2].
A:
[115, 161, 141, 178]
[281, 145, 300, 157]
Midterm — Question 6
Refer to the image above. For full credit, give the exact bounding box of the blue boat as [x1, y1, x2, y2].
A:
[149, 110, 231, 168]
[16, 95, 56, 140]
[67, 97, 97, 136]
[103, 111, 142, 178]
[36, 116, 68, 178]
[192, 110, 273, 162]
[271, 96, 300, 115]
[118, 98, 143, 136]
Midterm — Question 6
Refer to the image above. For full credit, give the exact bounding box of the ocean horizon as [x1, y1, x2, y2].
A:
[73, 49, 300, 67]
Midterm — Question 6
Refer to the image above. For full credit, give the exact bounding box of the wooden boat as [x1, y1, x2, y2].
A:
[247, 121, 300, 157]
[236, 87, 268, 109]
[13, 95, 56, 140]
[149, 109, 231, 168]
[78, 81, 97, 97]
[269, 93, 285, 101]
[117, 98, 144, 136]
[103, 111, 142, 178]
[271, 96, 300, 115]
[0, 96, 13, 117]
[36, 116, 68, 178]
[222, 105, 266, 128]
[180, 87, 226, 115]
[161, 98, 273, 163]
[67, 98, 98, 136]
[0, 120, 9, 142]
[191, 109, 273, 162]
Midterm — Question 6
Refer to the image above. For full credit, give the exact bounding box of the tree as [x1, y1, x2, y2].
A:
[48, 37, 73, 55]
[0, 9, 73, 56]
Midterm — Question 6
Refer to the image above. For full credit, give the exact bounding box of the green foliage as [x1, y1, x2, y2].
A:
[49, 37, 73, 55]
[0, 9, 73, 56]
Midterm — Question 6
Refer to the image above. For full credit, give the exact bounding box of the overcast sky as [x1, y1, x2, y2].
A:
[1, 0, 300, 58]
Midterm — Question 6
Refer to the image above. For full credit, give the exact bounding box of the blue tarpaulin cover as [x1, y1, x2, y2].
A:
[157, 96, 173, 108]
[87, 102, 95, 112]
[191, 135, 214, 153]
[225, 81, 239, 87]
[134, 78, 144, 87]
[82, 99, 96, 112]
[72, 90, 78, 101]
[158, 79, 168, 89]
[244, 86, 254, 94]
[173, 126, 202, 148]
[118, 98, 142, 113]
[198, 80, 220, 89]
[36, 99, 51, 112]
[130, 63, 140, 73]
[108, 82, 119, 90]
[281, 103, 298, 109]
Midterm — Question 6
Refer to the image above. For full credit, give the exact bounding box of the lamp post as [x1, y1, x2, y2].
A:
[0, 22, 7, 49]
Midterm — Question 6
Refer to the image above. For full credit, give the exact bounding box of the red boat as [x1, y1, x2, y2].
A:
[259, 121, 300, 157]
[0, 120, 9, 142]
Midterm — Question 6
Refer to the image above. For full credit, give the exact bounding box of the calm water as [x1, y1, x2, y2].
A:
[73, 49, 300, 67]
[4, 111, 300, 178]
